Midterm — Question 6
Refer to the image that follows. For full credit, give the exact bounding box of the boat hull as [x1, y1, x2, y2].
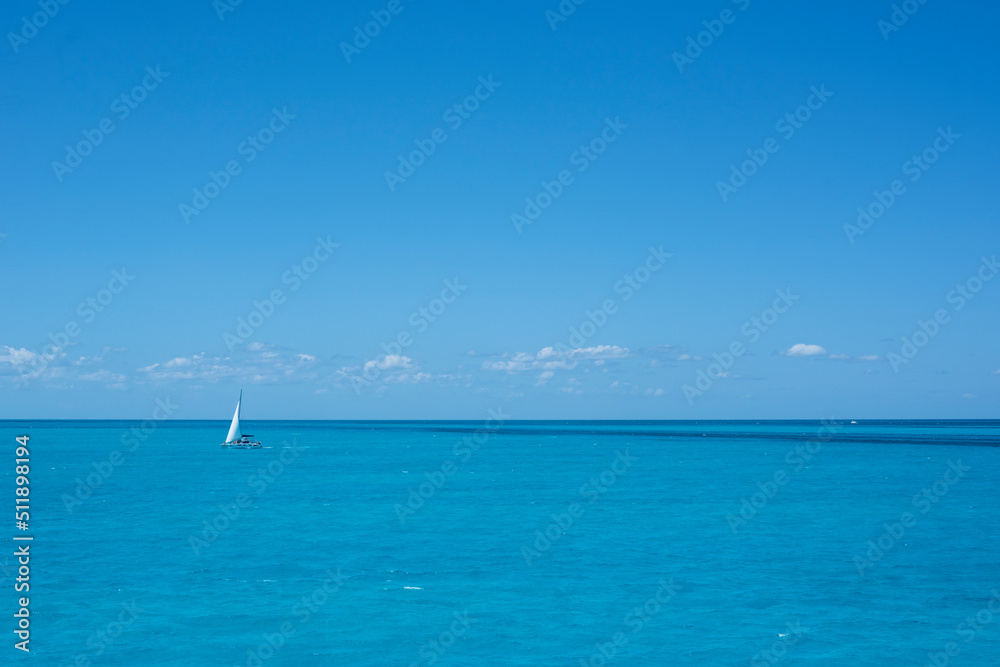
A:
[221, 440, 262, 449]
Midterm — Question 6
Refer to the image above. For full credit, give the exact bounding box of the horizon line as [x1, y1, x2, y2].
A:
[2, 418, 998, 423]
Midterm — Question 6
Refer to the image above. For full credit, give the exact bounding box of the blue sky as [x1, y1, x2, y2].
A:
[1, 0, 998, 419]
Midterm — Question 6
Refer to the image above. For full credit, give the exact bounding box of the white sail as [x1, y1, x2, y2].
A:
[225, 391, 241, 443]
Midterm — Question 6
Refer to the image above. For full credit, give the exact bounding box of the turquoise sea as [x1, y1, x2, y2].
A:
[2, 420, 999, 666]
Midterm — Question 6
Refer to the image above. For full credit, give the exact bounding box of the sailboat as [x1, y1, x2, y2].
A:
[221, 390, 262, 449]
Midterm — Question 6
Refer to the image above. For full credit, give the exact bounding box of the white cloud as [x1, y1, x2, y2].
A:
[640, 344, 676, 359]
[385, 372, 431, 384]
[829, 353, 883, 362]
[535, 371, 554, 386]
[564, 345, 629, 360]
[363, 354, 414, 374]
[0, 346, 40, 366]
[335, 356, 468, 390]
[0, 344, 137, 388]
[484, 345, 629, 373]
[138, 347, 320, 384]
[79, 370, 127, 384]
[77, 370, 129, 390]
[0, 344, 84, 384]
[785, 344, 828, 357]
[483, 353, 573, 373]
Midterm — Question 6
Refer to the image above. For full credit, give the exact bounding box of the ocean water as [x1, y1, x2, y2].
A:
[3, 419, 999, 666]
